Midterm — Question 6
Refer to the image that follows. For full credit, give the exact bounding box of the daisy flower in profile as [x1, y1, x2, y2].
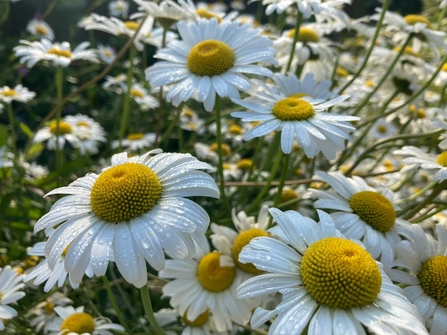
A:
[46, 305, 124, 335]
[111, 133, 156, 151]
[133, 0, 194, 28]
[33, 150, 219, 288]
[394, 146, 447, 182]
[0, 266, 26, 331]
[26, 19, 54, 40]
[237, 208, 428, 335]
[159, 239, 252, 331]
[14, 39, 98, 68]
[390, 224, 447, 334]
[0, 85, 35, 103]
[251, 0, 350, 18]
[146, 18, 277, 112]
[231, 75, 358, 159]
[309, 171, 414, 273]
[109, 0, 128, 18]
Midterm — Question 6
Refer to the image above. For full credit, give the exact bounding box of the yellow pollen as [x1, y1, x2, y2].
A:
[236, 158, 253, 170]
[229, 124, 242, 135]
[124, 21, 140, 31]
[36, 25, 47, 35]
[404, 14, 432, 29]
[182, 109, 195, 118]
[365, 80, 374, 88]
[126, 133, 145, 141]
[336, 66, 349, 77]
[197, 252, 236, 292]
[436, 151, 447, 167]
[16, 267, 24, 274]
[183, 309, 210, 327]
[377, 125, 387, 134]
[49, 121, 73, 135]
[187, 40, 235, 77]
[47, 48, 72, 58]
[45, 301, 55, 314]
[60, 312, 95, 334]
[223, 163, 231, 170]
[393, 46, 420, 57]
[288, 27, 320, 43]
[209, 142, 231, 156]
[23, 256, 39, 269]
[272, 97, 314, 121]
[103, 50, 112, 57]
[301, 237, 382, 309]
[349, 191, 395, 233]
[232, 228, 268, 274]
[1, 89, 17, 97]
[442, 64, 447, 72]
[418, 255, 447, 307]
[130, 88, 144, 98]
[90, 163, 162, 222]
[195, 9, 222, 22]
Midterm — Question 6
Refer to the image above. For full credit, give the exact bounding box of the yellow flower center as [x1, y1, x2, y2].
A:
[436, 151, 447, 167]
[336, 66, 349, 77]
[24, 256, 39, 269]
[272, 97, 314, 121]
[130, 88, 144, 98]
[229, 124, 242, 135]
[442, 64, 447, 72]
[280, 188, 300, 210]
[60, 312, 95, 334]
[36, 25, 47, 35]
[47, 48, 72, 58]
[404, 14, 432, 29]
[195, 9, 222, 22]
[236, 158, 253, 170]
[418, 255, 447, 307]
[349, 191, 395, 233]
[187, 40, 235, 77]
[45, 302, 55, 314]
[377, 125, 388, 134]
[90, 163, 162, 222]
[301, 237, 382, 309]
[209, 142, 231, 156]
[287, 27, 320, 43]
[49, 121, 73, 135]
[77, 121, 90, 127]
[232, 228, 268, 274]
[289, 93, 308, 99]
[124, 21, 140, 31]
[393, 46, 420, 57]
[1, 89, 17, 97]
[183, 309, 210, 327]
[365, 80, 374, 88]
[197, 252, 235, 292]
[126, 133, 145, 141]
[0, 292, 3, 302]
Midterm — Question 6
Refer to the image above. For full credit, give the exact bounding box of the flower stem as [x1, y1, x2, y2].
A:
[154, 27, 168, 147]
[436, 6, 447, 30]
[140, 285, 166, 335]
[102, 276, 133, 334]
[215, 94, 229, 210]
[285, 12, 303, 73]
[6, 103, 17, 157]
[273, 154, 290, 208]
[55, 66, 64, 184]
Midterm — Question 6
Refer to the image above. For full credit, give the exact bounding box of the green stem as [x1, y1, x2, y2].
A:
[436, 6, 447, 30]
[9, 319, 32, 335]
[102, 276, 133, 334]
[118, 46, 137, 151]
[55, 66, 64, 183]
[437, 84, 447, 108]
[0, 1, 10, 28]
[41, 0, 58, 19]
[401, 180, 447, 220]
[154, 27, 168, 147]
[140, 285, 166, 335]
[285, 12, 303, 73]
[395, 181, 437, 205]
[273, 154, 290, 208]
[256, 0, 264, 24]
[6, 104, 17, 157]
[159, 103, 182, 146]
[215, 95, 230, 210]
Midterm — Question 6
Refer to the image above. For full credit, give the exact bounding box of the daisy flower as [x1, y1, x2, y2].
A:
[111, 133, 156, 151]
[0, 266, 26, 331]
[394, 146, 447, 182]
[14, 39, 98, 68]
[0, 85, 35, 104]
[97, 44, 116, 64]
[109, 0, 128, 18]
[133, 0, 194, 28]
[33, 150, 219, 288]
[389, 224, 447, 334]
[34, 118, 81, 150]
[26, 19, 55, 40]
[64, 114, 107, 155]
[369, 117, 397, 140]
[309, 171, 414, 273]
[231, 75, 359, 159]
[125, 83, 159, 109]
[145, 18, 278, 112]
[237, 208, 428, 335]
[45, 305, 124, 335]
[0, 146, 14, 168]
[251, 0, 350, 18]
[162, 0, 236, 23]
[159, 239, 252, 331]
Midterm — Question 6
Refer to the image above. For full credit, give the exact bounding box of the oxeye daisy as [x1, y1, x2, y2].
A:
[309, 171, 414, 273]
[0, 266, 26, 331]
[45, 305, 124, 335]
[390, 224, 447, 334]
[33, 150, 219, 288]
[34, 118, 80, 151]
[111, 133, 156, 151]
[26, 19, 55, 41]
[145, 18, 278, 112]
[159, 240, 252, 331]
[109, 0, 128, 18]
[237, 208, 428, 335]
[0, 85, 35, 104]
[231, 75, 359, 159]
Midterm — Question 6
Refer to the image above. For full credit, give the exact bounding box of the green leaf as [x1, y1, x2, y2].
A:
[19, 122, 33, 138]
[0, 125, 8, 147]
[26, 142, 44, 160]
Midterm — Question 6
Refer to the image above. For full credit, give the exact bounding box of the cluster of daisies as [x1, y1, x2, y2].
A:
[1, 0, 447, 334]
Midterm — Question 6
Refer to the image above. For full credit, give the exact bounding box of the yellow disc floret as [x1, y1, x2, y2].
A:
[280, 188, 300, 210]
[130, 89, 144, 98]
[195, 9, 222, 22]
[232, 228, 268, 274]
[183, 309, 210, 327]
[187, 40, 235, 77]
[197, 252, 236, 292]
[442, 63, 447, 72]
[36, 25, 47, 35]
[90, 163, 162, 222]
[127, 133, 145, 141]
[1, 89, 17, 97]
[45, 301, 55, 314]
[272, 97, 314, 121]
[418, 255, 447, 307]
[229, 124, 242, 135]
[49, 121, 73, 135]
[301, 237, 382, 309]
[349, 191, 396, 233]
[436, 151, 447, 167]
[209, 142, 231, 156]
[0, 291, 3, 302]
[236, 158, 253, 170]
[124, 21, 140, 31]
[47, 48, 72, 58]
[404, 15, 432, 29]
[287, 27, 320, 43]
[60, 312, 95, 334]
